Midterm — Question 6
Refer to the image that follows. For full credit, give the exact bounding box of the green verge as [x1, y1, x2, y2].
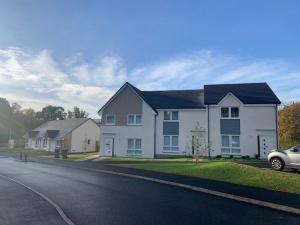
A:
[62, 152, 99, 160]
[116, 162, 300, 194]
[0, 147, 53, 156]
[102, 156, 260, 162]
[0, 147, 99, 160]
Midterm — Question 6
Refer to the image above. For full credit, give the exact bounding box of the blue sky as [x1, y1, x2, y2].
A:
[0, 0, 300, 118]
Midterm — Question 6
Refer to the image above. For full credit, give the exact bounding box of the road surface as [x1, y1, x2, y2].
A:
[0, 156, 299, 225]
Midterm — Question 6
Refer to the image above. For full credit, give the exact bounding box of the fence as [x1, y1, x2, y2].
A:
[8, 139, 25, 148]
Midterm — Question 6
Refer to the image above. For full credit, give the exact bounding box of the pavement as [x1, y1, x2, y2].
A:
[1, 152, 300, 221]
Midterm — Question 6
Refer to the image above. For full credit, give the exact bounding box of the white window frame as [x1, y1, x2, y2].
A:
[106, 114, 116, 125]
[164, 111, 179, 121]
[163, 135, 179, 152]
[43, 138, 48, 147]
[87, 139, 91, 146]
[221, 107, 239, 118]
[127, 114, 142, 125]
[221, 135, 241, 154]
[127, 139, 142, 156]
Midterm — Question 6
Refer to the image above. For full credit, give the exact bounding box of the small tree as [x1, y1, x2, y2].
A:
[185, 122, 212, 164]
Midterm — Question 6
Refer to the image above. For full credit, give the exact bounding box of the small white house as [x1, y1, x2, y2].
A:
[98, 82, 281, 159]
[25, 118, 100, 153]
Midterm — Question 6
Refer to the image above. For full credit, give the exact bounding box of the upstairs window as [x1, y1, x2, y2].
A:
[127, 115, 142, 125]
[164, 111, 178, 121]
[221, 107, 239, 118]
[106, 114, 115, 125]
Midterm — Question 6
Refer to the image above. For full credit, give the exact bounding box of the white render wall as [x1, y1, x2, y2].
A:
[155, 109, 207, 157]
[100, 101, 155, 158]
[71, 119, 100, 153]
[208, 94, 278, 157]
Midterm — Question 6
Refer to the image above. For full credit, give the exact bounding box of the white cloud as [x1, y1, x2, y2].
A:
[1, 47, 300, 118]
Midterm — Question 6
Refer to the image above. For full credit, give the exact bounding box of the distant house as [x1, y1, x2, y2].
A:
[97, 82, 281, 159]
[25, 118, 100, 153]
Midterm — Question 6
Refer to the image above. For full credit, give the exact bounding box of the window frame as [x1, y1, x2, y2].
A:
[106, 114, 116, 125]
[87, 139, 91, 146]
[164, 111, 179, 121]
[221, 135, 241, 154]
[127, 114, 142, 125]
[221, 107, 239, 118]
[163, 135, 179, 152]
[56, 140, 61, 148]
[43, 138, 48, 147]
[127, 138, 142, 156]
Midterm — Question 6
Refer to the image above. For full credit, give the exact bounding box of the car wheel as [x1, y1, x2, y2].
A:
[270, 157, 284, 171]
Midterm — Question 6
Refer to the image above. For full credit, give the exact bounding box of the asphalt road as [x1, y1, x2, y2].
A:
[0, 156, 300, 225]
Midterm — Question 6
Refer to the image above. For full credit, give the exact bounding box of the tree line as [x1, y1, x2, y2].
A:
[0, 97, 89, 143]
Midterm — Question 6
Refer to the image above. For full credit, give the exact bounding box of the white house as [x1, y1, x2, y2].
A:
[98, 82, 281, 159]
[25, 118, 100, 153]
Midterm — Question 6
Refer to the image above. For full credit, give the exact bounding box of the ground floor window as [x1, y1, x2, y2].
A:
[35, 139, 39, 147]
[56, 140, 61, 148]
[43, 138, 47, 147]
[163, 135, 179, 152]
[221, 135, 240, 154]
[127, 139, 142, 155]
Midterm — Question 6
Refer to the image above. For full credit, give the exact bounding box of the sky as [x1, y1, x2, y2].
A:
[0, 0, 300, 118]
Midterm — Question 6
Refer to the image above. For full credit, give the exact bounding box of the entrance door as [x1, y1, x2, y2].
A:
[104, 138, 113, 156]
[258, 136, 275, 159]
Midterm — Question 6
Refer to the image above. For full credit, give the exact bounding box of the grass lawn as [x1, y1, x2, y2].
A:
[0, 147, 53, 156]
[0, 147, 99, 160]
[62, 152, 99, 160]
[113, 161, 300, 194]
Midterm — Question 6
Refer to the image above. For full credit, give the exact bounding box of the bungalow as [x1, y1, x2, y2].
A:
[25, 118, 100, 153]
[98, 82, 281, 159]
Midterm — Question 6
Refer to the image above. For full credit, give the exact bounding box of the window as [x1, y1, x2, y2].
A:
[221, 107, 239, 118]
[221, 135, 240, 154]
[164, 111, 178, 121]
[87, 139, 91, 145]
[127, 139, 142, 155]
[56, 140, 61, 147]
[127, 115, 142, 125]
[163, 135, 179, 152]
[106, 114, 115, 125]
[43, 138, 47, 147]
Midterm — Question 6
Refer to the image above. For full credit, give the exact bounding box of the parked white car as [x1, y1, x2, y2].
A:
[267, 144, 300, 171]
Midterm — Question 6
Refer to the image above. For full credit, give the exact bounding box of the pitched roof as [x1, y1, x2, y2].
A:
[142, 89, 204, 109]
[204, 83, 281, 105]
[29, 118, 91, 139]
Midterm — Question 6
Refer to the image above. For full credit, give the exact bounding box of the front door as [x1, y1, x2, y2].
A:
[104, 138, 113, 156]
[259, 136, 275, 159]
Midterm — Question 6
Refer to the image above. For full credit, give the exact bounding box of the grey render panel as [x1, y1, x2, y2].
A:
[220, 119, 240, 135]
[102, 86, 143, 126]
[163, 122, 179, 135]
